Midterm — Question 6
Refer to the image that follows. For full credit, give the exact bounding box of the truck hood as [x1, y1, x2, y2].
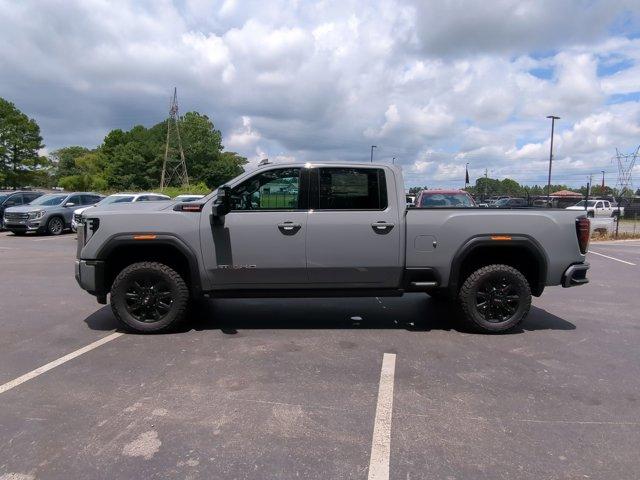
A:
[90, 200, 177, 214]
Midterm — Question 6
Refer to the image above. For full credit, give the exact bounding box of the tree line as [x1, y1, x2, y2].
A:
[409, 175, 636, 199]
[0, 97, 247, 193]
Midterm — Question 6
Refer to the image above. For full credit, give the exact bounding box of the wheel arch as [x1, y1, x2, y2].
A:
[96, 234, 202, 296]
[449, 235, 548, 297]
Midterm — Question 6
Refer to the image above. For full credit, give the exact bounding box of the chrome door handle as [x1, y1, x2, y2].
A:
[371, 221, 395, 234]
[277, 221, 302, 235]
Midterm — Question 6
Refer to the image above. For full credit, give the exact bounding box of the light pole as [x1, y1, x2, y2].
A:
[392, 157, 396, 164]
[601, 170, 605, 190]
[370, 145, 377, 163]
[546, 115, 560, 206]
[465, 162, 469, 189]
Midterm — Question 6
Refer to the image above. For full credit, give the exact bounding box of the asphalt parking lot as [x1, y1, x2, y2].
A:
[1, 231, 639, 480]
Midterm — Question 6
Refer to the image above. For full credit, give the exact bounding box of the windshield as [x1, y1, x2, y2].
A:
[574, 200, 595, 207]
[420, 193, 474, 207]
[98, 195, 135, 205]
[29, 194, 67, 206]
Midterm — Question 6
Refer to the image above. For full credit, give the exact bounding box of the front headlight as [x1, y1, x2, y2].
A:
[28, 210, 45, 220]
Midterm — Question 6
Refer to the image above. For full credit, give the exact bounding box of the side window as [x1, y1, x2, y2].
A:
[150, 196, 168, 201]
[136, 196, 150, 202]
[318, 168, 387, 210]
[8, 194, 24, 205]
[24, 193, 40, 203]
[604, 201, 610, 208]
[595, 201, 603, 209]
[229, 168, 301, 211]
[67, 194, 82, 206]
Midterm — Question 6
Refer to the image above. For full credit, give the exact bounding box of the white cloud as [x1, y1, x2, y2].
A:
[0, 0, 639, 187]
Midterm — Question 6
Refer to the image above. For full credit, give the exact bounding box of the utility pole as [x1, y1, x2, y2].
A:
[601, 170, 605, 190]
[584, 174, 592, 212]
[370, 145, 377, 163]
[483, 168, 488, 201]
[465, 162, 469, 190]
[160, 87, 189, 190]
[546, 115, 560, 206]
[392, 157, 396, 165]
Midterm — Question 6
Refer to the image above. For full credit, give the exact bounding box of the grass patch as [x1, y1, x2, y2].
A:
[591, 231, 640, 241]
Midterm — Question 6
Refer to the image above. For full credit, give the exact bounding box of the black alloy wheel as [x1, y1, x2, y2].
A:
[475, 275, 521, 322]
[110, 262, 190, 333]
[458, 264, 531, 333]
[124, 279, 174, 323]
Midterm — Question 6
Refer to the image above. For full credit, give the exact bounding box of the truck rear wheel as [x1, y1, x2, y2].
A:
[110, 262, 189, 333]
[458, 264, 531, 333]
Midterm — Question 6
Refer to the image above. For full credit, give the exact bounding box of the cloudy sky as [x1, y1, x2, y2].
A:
[1, 0, 640, 188]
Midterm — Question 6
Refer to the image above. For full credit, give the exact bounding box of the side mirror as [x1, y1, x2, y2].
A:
[65, 202, 75, 207]
[212, 186, 231, 218]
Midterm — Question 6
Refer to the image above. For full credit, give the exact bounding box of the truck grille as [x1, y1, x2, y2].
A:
[4, 212, 28, 221]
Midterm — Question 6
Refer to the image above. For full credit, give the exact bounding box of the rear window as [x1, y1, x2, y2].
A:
[420, 192, 474, 208]
[318, 168, 387, 210]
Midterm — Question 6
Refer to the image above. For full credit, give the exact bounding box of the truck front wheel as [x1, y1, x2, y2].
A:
[110, 262, 189, 333]
[458, 264, 531, 333]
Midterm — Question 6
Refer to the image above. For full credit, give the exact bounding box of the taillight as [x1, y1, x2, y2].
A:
[575, 217, 590, 254]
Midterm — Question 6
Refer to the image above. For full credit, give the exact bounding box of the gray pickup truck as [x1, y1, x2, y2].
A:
[76, 163, 590, 334]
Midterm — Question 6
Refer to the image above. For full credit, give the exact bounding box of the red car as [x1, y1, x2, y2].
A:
[415, 189, 477, 208]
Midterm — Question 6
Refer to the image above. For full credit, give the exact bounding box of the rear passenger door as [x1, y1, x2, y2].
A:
[306, 167, 402, 287]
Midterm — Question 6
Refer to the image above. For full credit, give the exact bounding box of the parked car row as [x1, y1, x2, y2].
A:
[1, 191, 205, 236]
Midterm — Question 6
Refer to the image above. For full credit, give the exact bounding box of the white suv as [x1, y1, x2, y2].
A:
[72, 193, 170, 231]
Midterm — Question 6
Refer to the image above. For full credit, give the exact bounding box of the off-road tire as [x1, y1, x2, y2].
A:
[110, 262, 189, 333]
[458, 264, 531, 333]
[47, 216, 64, 235]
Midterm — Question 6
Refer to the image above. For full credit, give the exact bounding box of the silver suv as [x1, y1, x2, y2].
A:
[4, 192, 102, 235]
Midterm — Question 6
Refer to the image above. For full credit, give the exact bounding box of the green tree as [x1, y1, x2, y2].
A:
[205, 151, 248, 188]
[0, 98, 44, 188]
[179, 112, 223, 184]
[58, 150, 109, 191]
[104, 142, 151, 190]
[51, 146, 90, 179]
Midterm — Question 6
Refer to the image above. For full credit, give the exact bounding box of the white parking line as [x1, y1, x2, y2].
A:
[0, 332, 123, 395]
[590, 250, 636, 266]
[367, 353, 396, 480]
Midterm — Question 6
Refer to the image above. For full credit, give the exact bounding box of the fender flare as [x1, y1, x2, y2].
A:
[95, 233, 202, 295]
[448, 234, 548, 296]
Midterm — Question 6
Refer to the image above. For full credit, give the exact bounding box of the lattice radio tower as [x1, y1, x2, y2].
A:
[160, 87, 189, 190]
[612, 145, 638, 197]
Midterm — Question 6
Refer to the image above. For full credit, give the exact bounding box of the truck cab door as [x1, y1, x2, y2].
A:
[306, 167, 402, 287]
[201, 167, 309, 287]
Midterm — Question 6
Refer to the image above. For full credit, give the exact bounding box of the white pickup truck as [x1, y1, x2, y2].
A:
[566, 199, 624, 218]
